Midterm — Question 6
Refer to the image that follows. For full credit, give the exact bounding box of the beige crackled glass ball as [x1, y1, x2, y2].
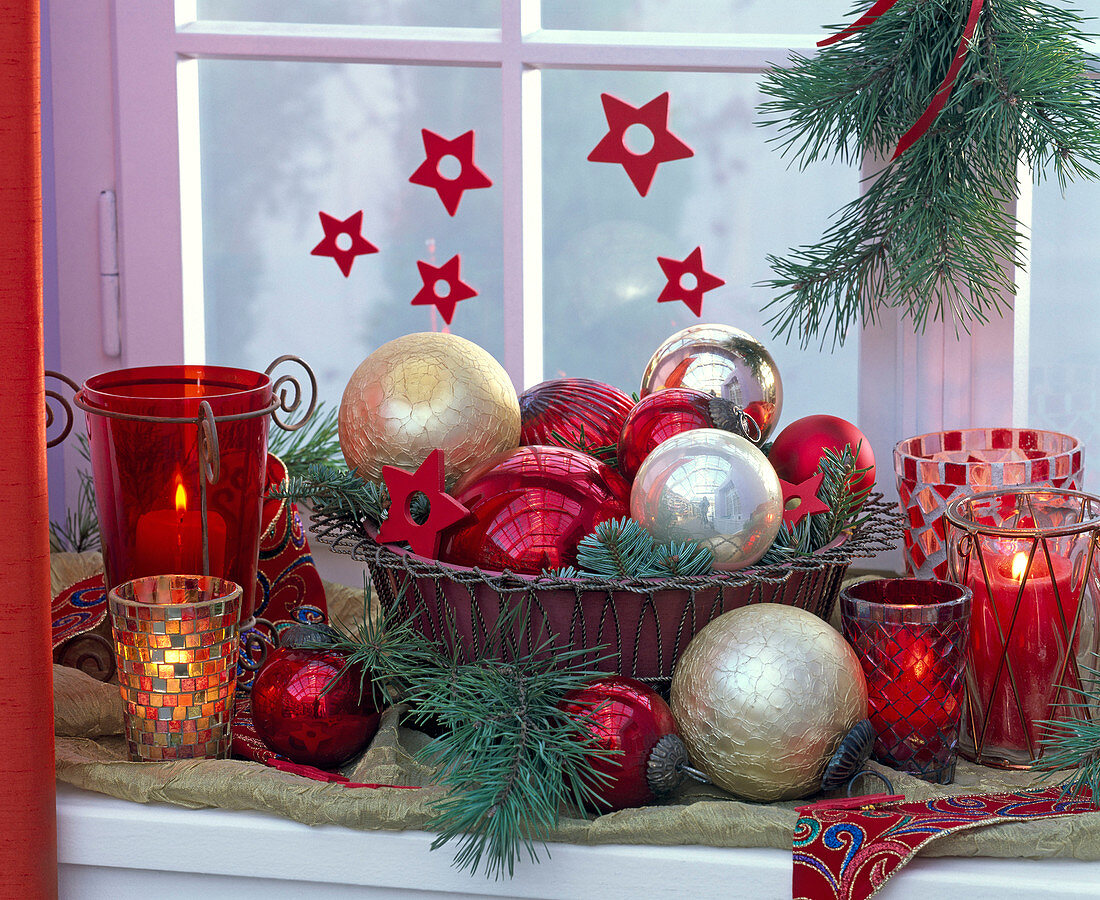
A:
[339, 332, 521, 485]
[670, 603, 867, 801]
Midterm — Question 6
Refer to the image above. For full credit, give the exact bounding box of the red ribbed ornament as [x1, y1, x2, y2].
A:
[561, 676, 679, 811]
[616, 388, 714, 479]
[440, 445, 630, 574]
[251, 648, 382, 769]
[519, 378, 634, 458]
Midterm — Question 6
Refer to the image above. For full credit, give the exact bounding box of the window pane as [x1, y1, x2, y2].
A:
[197, 60, 503, 410]
[1028, 179, 1100, 493]
[541, 0, 852, 35]
[194, 0, 499, 28]
[541, 69, 860, 424]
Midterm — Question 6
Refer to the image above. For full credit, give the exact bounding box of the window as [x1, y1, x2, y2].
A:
[44, 0, 1100, 576]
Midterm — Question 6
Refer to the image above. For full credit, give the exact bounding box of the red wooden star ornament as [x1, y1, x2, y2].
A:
[408, 129, 493, 216]
[377, 449, 470, 560]
[411, 254, 477, 324]
[587, 92, 694, 197]
[310, 210, 379, 277]
[657, 247, 725, 316]
[778, 472, 831, 526]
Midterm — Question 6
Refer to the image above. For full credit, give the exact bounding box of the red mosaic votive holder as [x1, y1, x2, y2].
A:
[894, 428, 1082, 580]
[840, 578, 972, 784]
[945, 488, 1100, 768]
[108, 575, 242, 761]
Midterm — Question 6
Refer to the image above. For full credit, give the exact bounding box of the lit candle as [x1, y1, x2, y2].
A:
[134, 477, 227, 577]
[965, 549, 1078, 757]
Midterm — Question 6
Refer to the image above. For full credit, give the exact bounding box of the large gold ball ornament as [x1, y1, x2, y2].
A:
[639, 324, 783, 441]
[339, 332, 521, 484]
[630, 428, 782, 570]
[670, 604, 868, 801]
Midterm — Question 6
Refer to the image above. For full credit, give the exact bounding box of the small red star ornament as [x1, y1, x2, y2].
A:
[310, 210, 379, 277]
[410, 254, 477, 324]
[778, 472, 831, 526]
[409, 129, 493, 216]
[587, 92, 694, 197]
[377, 449, 470, 559]
[657, 247, 725, 316]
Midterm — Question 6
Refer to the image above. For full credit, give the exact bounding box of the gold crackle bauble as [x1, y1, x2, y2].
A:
[630, 428, 782, 570]
[339, 332, 520, 484]
[670, 603, 868, 801]
[639, 324, 783, 441]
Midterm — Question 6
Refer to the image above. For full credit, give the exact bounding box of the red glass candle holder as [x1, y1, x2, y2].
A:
[894, 428, 1082, 580]
[840, 578, 972, 783]
[79, 365, 273, 622]
[945, 488, 1100, 768]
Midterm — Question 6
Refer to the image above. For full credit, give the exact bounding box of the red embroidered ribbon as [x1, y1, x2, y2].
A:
[817, 0, 985, 158]
[793, 787, 1097, 900]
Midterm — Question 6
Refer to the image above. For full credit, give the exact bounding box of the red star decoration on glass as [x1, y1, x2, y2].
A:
[587, 92, 694, 197]
[377, 449, 470, 559]
[408, 129, 493, 216]
[310, 210, 379, 277]
[410, 254, 477, 324]
[657, 247, 725, 317]
[778, 472, 831, 527]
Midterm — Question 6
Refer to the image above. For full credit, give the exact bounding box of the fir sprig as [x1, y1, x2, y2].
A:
[549, 423, 619, 469]
[268, 401, 342, 475]
[1035, 662, 1100, 802]
[572, 517, 714, 578]
[757, 0, 1100, 347]
[49, 435, 101, 553]
[759, 444, 874, 563]
[270, 462, 431, 527]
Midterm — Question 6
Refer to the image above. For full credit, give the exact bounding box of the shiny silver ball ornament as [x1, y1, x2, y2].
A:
[630, 428, 782, 570]
[640, 324, 783, 442]
[670, 604, 868, 802]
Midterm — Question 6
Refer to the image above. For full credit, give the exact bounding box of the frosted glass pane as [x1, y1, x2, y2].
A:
[1028, 179, 1100, 493]
[541, 69, 860, 424]
[541, 0, 853, 34]
[194, 0, 498, 27]
[197, 60, 502, 410]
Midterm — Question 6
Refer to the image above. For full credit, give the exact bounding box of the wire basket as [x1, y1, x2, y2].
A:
[311, 495, 903, 688]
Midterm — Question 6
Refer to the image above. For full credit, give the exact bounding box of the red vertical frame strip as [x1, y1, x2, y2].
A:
[0, 0, 58, 896]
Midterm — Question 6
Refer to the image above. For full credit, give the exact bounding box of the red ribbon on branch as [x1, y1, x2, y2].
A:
[817, 0, 985, 158]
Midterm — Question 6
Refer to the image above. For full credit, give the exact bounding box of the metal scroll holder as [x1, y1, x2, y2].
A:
[46, 355, 317, 678]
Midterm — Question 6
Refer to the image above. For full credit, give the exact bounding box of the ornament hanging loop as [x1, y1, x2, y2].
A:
[44, 370, 80, 448]
[708, 398, 763, 446]
[265, 354, 317, 432]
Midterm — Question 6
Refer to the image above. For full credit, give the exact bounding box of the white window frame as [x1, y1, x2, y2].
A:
[47, 0, 1048, 559]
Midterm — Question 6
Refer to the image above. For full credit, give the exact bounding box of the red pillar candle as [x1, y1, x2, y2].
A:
[134, 476, 227, 576]
[964, 549, 1078, 761]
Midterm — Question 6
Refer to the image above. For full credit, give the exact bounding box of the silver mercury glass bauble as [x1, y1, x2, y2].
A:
[670, 603, 868, 802]
[630, 428, 782, 570]
[639, 324, 783, 442]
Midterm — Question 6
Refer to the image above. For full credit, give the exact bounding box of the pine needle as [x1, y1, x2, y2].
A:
[267, 401, 342, 475]
[574, 517, 714, 578]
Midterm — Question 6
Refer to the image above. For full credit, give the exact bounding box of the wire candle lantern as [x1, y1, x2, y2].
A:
[945, 488, 1100, 768]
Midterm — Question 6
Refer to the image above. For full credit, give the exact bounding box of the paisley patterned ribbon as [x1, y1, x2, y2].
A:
[793, 787, 1097, 900]
[817, 0, 986, 158]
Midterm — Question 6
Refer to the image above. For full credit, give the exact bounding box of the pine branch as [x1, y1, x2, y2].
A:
[267, 401, 342, 476]
[270, 462, 431, 528]
[49, 434, 101, 554]
[757, 0, 1100, 347]
[1035, 662, 1100, 803]
[574, 517, 713, 578]
[760, 445, 873, 564]
[549, 423, 619, 469]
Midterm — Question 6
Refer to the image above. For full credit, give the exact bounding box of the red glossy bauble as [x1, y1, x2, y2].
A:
[561, 676, 679, 811]
[768, 415, 876, 496]
[519, 378, 634, 458]
[251, 647, 382, 769]
[616, 388, 714, 479]
[439, 445, 631, 574]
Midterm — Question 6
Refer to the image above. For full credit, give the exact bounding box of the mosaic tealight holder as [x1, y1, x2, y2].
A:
[840, 578, 972, 784]
[894, 428, 1082, 579]
[108, 575, 242, 761]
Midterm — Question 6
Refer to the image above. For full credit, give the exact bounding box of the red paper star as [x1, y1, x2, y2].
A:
[408, 129, 493, 216]
[587, 92, 694, 197]
[657, 247, 725, 317]
[779, 472, 831, 526]
[310, 211, 379, 277]
[410, 254, 477, 324]
[378, 449, 469, 559]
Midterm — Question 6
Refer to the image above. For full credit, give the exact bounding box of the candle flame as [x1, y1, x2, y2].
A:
[175, 480, 188, 514]
[1011, 551, 1028, 582]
